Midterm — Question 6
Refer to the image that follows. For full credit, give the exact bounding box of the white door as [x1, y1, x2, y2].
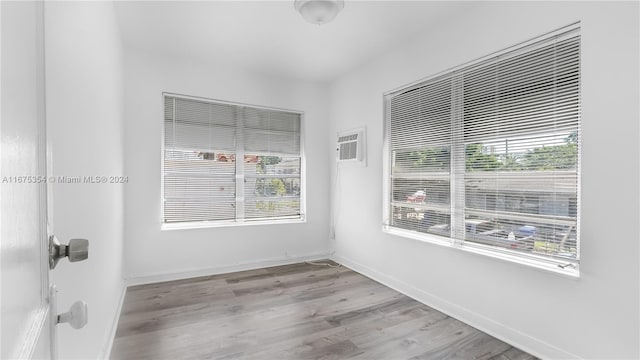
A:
[2, 1, 54, 358]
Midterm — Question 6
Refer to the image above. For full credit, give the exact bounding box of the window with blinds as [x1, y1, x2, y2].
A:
[383, 24, 580, 272]
[163, 94, 303, 226]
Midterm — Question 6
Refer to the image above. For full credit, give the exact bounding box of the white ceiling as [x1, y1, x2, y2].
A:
[114, 1, 477, 83]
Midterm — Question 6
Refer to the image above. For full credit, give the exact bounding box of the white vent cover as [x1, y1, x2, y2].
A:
[336, 127, 366, 165]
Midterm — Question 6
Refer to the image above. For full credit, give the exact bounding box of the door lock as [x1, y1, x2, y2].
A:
[49, 235, 88, 269]
[57, 300, 88, 329]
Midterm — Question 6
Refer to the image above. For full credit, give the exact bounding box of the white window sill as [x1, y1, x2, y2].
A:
[162, 216, 306, 231]
[383, 226, 580, 279]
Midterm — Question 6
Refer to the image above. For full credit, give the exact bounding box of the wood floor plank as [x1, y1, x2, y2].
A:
[489, 346, 538, 360]
[111, 261, 537, 360]
[246, 303, 441, 360]
[118, 269, 356, 335]
[407, 330, 512, 360]
[112, 276, 393, 356]
[113, 282, 396, 357]
[114, 267, 373, 340]
[235, 302, 429, 360]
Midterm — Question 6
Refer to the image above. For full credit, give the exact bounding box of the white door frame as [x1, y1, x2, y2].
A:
[1, 0, 55, 358]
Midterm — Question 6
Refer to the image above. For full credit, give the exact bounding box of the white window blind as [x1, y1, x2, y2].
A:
[163, 94, 303, 225]
[384, 24, 580, 271]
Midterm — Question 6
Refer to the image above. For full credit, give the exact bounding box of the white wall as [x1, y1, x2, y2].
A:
[45, 2, 125, 358]
[329, 2, 639, 359]
[122, 50, 331, 281]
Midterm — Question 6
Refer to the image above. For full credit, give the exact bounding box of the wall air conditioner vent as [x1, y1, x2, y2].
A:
[336, 127, 366, 166]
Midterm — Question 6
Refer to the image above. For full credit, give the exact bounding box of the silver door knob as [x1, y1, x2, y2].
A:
[57, 301, 88, 329]
[49, 235, 89, 269]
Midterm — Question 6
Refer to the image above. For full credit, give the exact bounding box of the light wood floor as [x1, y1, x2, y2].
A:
[111, 261, 536, 360]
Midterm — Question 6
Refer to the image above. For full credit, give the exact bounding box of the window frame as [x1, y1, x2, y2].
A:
[382, 23, 581, 277]
[161, 92, 306, 230]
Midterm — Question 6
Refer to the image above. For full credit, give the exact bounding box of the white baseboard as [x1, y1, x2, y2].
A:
[99, 281, 127, 360]
[331, 254, 580, 360]
[125, 251, 331, 287]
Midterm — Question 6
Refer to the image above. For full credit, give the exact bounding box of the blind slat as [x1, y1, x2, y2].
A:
[385, 26, 580, 266]
[163, 95, 302, 224]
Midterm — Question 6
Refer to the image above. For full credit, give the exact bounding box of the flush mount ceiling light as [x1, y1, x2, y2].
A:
[294, 0, 345, 25]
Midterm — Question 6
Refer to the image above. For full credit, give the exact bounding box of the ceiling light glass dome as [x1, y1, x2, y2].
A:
[294, 0, 345, 25]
